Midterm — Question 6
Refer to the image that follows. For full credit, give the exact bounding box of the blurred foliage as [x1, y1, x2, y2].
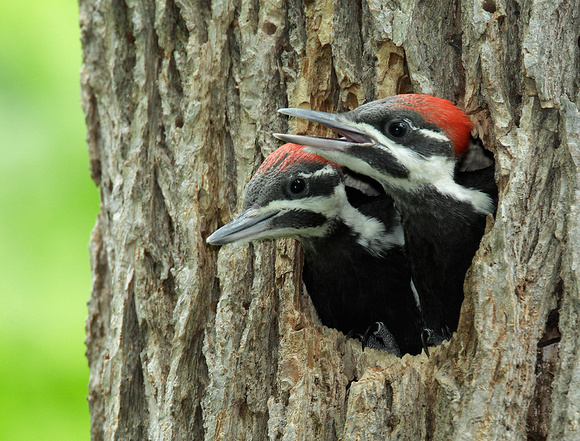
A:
[0, 0, 98, 439]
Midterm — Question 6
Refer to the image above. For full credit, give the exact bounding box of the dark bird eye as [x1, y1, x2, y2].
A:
[387, 120, 409, 138]
[290, 178, 306, 194]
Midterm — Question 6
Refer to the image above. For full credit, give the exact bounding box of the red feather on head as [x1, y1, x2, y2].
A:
[258, 143, 338, 175]
[391, 94, 473, 156]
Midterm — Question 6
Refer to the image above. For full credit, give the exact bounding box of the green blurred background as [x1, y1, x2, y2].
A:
[0, 0, 97, 439]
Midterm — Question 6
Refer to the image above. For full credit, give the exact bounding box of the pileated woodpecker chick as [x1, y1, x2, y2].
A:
[207, 143, 423, 355]
[275, 94, 498, 343]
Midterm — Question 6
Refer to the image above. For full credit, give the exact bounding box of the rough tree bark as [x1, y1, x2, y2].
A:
[80, 0, 580, 439]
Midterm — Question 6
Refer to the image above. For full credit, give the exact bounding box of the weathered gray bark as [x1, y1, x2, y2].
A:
[80, 0, 580, 439]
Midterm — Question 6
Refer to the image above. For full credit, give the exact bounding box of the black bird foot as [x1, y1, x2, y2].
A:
[420, 327, 448, 357]
[362, 322, 401, 356]
[345, 323, 401, 356]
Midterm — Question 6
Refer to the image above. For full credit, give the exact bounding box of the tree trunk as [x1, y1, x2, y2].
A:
[80, 0, 580, 439]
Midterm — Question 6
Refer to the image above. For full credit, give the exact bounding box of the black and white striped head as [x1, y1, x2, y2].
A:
[206, 143, 403, 255]
[275, 94, 495, 215]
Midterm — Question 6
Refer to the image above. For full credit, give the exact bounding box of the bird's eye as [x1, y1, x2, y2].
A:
[289, 178, 306, 194]
[387, 120, 409, 138]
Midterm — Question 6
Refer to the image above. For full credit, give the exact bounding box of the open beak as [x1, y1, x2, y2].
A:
[206, 209, 278, 246]
[274, 108, 372, 151]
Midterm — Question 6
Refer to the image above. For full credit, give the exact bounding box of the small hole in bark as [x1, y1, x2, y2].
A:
[396, 75, 412, 94]
[384, 380, 394, 409]
[175, 115, 184, 128]
[126, 32, 136, 44]
[482, 0, 497, 13]
[345, 92, 359, 110]
[447, 33, 462, 51]
[262, 22, 277, 35]
[388, 52, 403, 69]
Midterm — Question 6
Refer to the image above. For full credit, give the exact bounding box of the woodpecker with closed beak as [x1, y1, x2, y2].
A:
[207, 143, 424, 355]
[275, 95, 498, 344]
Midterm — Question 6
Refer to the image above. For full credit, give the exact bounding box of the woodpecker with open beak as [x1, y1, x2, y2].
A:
[275, 95, 498, 344]
[207, 143, 424, 355]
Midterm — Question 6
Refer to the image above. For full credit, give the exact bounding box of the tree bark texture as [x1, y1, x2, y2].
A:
[80, 0, 580, 439]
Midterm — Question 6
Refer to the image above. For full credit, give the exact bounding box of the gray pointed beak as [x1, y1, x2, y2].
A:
[276, 108, 372, 149]
[273, 133, 357, 152]
[206, 209, 277, 246]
